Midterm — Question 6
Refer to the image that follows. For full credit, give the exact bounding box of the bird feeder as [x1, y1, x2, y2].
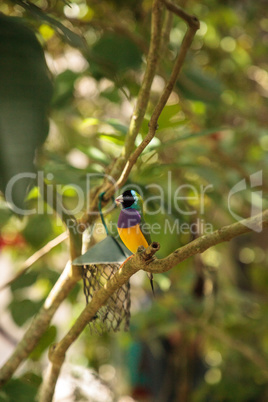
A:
[72, 193, 132, 333]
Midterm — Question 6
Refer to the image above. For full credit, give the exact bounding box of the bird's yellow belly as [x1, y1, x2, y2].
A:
[118, 224, 148, 254]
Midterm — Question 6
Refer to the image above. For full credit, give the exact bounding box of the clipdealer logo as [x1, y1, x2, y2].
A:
[228, 170, 263, 232]
[4, 170, 264, 234]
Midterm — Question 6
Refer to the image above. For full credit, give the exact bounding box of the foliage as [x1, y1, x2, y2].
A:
[0, 0, 267, 401]
[0, 13, 52, 210]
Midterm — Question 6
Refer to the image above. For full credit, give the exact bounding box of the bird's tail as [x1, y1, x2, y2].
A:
[147, 272, 155, 297]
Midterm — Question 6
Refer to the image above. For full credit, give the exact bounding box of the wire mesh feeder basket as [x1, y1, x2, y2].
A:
[73, 235, 132, 334]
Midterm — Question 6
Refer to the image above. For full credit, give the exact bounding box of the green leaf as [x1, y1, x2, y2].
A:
[52, 69, 78, 109]
[178, 127, 226, 141]
[140, 107, 186, 135]
[157, 104, 186, 131]
[0, 378, 38, 402]
[104, 119, 128, 135]
[14, 0, 86, 49]
[192, 165, 222, 187]
[139, 116, 150, 136]
[30, 326, 57, 360]
[97, 118, 128, 145]
[43, 159, 101, 190]
[177, 68, 223, 103]
[149, 128, 225, 151]
[78, 146, 109, 165]
[99, 133, 126, 146]
[22, 214, 53, 248]
[0, 202, 12, 228]
[100, 88, 121, 103]
[89, 33, 142, 79]
[10, 271, 39, 292]
[9, 299, 44, 326]
[0, 15, 53, 211]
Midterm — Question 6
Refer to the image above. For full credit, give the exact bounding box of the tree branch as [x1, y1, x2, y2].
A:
[40, 211, 267, 400]
[0, 0, 165, 392]
[142, 210, 268, 274]
[104, 3, 199, 198]
[160, 9, 173, 56]
[80, 0, 164, 224]
[74, 18, 148, 54]
[122, 0, 164, 160]
[0, 232, 68, 291]
[39, 243, 159, 401]
[0, 261, 81, 387]
[41, 182, 82, 260]
[81, 1, 199, 218]
[162, 0, 199, 28]
[0, 183, 83, 386]
[38, 9, 199, 397]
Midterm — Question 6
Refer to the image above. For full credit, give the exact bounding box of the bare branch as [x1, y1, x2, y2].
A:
[0, 261, 82, 387]
[162, 0, 199, 28]
[123, 0, 164, 159]
[0, 182, 84, 386]
[41, 182, 82, 260]
[160, 9, 173, 55]
[103, 4, 199, 199]
[80, 0, 164, 223]
[75, 18, 148, 54]
[82, 1, 199, 217]
[142, 210, 268, 274]
[0, 232, 68, 291]
[107, 13, 199, 192]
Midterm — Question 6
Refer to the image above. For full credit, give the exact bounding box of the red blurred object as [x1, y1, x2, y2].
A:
[132, 385, 152, 400]
[0, 233, 26, 250]
[210, 131, 222, 141]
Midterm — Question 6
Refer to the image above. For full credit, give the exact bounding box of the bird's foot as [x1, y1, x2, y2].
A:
[119, 255, 134, 269]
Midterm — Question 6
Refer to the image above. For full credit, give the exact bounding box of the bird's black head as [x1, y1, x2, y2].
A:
[116, 189, 143, 210]
[122, 190, 135, 209]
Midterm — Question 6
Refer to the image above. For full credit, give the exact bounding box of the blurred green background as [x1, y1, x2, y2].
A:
[0, 0, 267, 401]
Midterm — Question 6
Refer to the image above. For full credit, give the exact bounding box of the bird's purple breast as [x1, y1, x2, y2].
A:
[117, 208, 141, 228]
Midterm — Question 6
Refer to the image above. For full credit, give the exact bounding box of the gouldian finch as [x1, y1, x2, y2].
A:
[116, 190, 154, 294]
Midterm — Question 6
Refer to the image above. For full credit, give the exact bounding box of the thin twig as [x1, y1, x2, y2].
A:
[144, 210, 268, 274]
[0, 183, 83, 386]
[74, 18, 148, 54]
[162, 0, 199, 28]
[123, 0, 164, 159]
[41, 182, 82, 260]
[80, 0, 164, 225]
[0, 232, 68, 291]
[160, 9, 173, 55]
[81, 0, 199, 219]
[105, 9, 199, 194]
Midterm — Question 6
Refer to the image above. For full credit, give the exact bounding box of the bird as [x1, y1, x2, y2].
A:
[116, 189, 154, 294]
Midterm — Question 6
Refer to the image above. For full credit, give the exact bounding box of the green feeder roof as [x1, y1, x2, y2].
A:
[72, 235, 132, 265]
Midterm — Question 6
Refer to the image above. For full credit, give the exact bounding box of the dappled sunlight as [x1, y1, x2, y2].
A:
[0, 0, 267, 400]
